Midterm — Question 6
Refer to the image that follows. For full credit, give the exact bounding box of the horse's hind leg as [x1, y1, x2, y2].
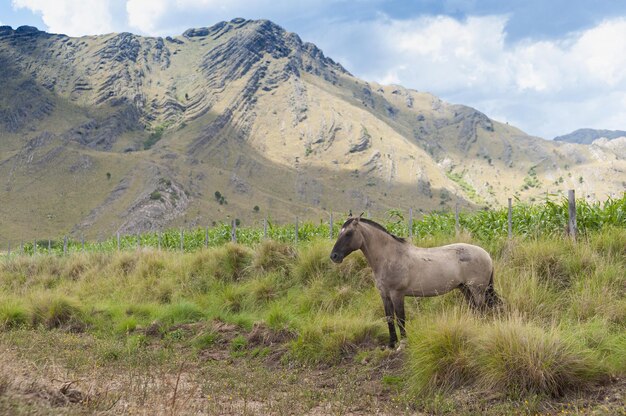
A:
[458, 284, 477, 309]
[467, 284, 487, 311]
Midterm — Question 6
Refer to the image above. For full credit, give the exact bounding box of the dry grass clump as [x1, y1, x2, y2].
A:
[249, 240, 297, 274]
[475, 316, 604, 397]
[30, 295, 85, 331]
[211, 243, 253, 282]
[406, 311, 607, 399]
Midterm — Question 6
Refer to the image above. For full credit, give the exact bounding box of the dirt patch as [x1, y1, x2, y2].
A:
[0, 348, 87, 410]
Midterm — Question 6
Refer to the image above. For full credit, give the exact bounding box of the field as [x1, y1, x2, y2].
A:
[0, 198, 625, 415]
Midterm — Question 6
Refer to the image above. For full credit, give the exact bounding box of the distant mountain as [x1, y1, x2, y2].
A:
[1, 20, 625, 240]
[554, 128, 626, 144]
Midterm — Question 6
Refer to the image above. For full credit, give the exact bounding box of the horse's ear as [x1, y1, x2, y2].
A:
[348, 210, 353, 218]
[359, 212, 364, 219]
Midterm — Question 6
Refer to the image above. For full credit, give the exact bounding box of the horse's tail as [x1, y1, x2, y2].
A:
[485, 266, 502, 309]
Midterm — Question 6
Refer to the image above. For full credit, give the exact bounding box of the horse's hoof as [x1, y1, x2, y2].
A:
[396, 339, 407, 351]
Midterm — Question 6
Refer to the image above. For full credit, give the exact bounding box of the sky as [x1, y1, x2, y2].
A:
[2, 0, 626, 139]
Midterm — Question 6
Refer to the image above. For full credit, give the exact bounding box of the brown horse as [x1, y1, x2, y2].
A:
[330, 216, 500, 348]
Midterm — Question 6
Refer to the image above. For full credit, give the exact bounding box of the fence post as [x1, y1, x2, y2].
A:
[295, 217, 299, 244]
[263, 218, 268, 239]
[63, 236, 67, 255]
[158, 231, 162, 250]
[568, 189, 577, 241]
[20, 241, 23, 254]
[205, 226, 209, 248]
[180, 229, 184, 252]
[48, 239, 51, 253]
[508, 197, 513, 239]
[81, 234, 85, 252]
[329, 212, 334, 239]
[117, 232, 120, 251]
[231, 220, 237, 243]
[33, 239, 37, 255]
[455, 203, 460, 236]
[408, 208, 413, 239]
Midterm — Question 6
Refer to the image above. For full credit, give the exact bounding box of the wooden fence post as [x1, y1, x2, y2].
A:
[408, 208, 413, 239]
[63, 236, 67, 255]
[33, 240, 37, 255]
[117, 232, 120, 251]
[136, 233, 141, 249]
[205, 226, 209, 248]
[48, 239, 51, 252]
[508, 197, 513, 239]
[329, 212, 334, 239]
[263, 218, 268, 239]
[568, 189, 577, 241]
[231, 220, 237, 243]
[455, 203, 460, 236]
[295, 217, 299, 244]
[20, 241, 23, 254]
[180, 229, 184, 251]
[158, 231, 162, 250]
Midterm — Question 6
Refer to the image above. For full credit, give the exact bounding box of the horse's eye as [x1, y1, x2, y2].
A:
[344, 231, 354, 238]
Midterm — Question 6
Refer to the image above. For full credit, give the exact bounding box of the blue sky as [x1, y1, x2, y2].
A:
[2, 0, 626, 139]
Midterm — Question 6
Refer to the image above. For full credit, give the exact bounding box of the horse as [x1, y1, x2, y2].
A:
[330, 215, 500, 348]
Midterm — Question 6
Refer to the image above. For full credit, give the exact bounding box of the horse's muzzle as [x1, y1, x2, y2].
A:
[330, 251, 343, 263]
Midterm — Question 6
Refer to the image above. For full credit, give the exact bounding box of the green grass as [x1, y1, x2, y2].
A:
[0, 220, 624, 413]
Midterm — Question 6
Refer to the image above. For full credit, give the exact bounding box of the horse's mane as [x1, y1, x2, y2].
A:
[342, 218, 407, 244]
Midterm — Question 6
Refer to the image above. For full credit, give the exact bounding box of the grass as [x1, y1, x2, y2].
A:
[0, 224, 624, 414]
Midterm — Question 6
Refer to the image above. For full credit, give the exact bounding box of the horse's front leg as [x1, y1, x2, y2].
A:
[381, 294, 397, 348]
[391, 292, 406, 339]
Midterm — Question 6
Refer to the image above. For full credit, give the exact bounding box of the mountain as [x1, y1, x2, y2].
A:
[1, 19, 625, 241]
[554, 128, 626, 144]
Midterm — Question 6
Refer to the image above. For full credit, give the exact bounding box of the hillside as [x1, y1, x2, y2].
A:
[554, 128, 626, 144]
[1, 19, 625, 240]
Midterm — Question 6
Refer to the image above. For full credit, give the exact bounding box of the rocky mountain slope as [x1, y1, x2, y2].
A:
[1, 19, 624, 241]
[554, 128, 626, 144]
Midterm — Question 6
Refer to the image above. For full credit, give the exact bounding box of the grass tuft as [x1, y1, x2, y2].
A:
[30, 295, 85, 331]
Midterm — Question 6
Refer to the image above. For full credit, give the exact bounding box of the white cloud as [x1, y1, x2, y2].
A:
[126, 0, 169, 34]
[11, 0, 115, 36]
[307, 15, 626, 138]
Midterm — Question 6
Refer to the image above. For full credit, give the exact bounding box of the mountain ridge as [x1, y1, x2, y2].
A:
[554, 128, 626, 144]
[1, 19, 624, 241]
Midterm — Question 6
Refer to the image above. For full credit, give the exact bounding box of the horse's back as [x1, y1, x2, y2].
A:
[415, 242, 492, 282]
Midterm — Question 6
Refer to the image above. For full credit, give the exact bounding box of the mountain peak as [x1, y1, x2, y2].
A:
[554, 128, 626, 144]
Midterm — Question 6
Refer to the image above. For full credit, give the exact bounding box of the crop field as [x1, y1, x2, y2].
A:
[0, 197, 625, 415]
[9, 193, 626, 255]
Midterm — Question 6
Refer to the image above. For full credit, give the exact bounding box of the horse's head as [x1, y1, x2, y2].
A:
[330, 216, 364, 263]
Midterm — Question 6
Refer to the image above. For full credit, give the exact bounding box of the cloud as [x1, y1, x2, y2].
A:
[126, 0, 169, 34]
[305, 15, 626, 138]
[11, 0, 115, 36]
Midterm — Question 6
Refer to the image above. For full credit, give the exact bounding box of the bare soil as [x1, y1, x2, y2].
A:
[0, 323, 623, 415]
